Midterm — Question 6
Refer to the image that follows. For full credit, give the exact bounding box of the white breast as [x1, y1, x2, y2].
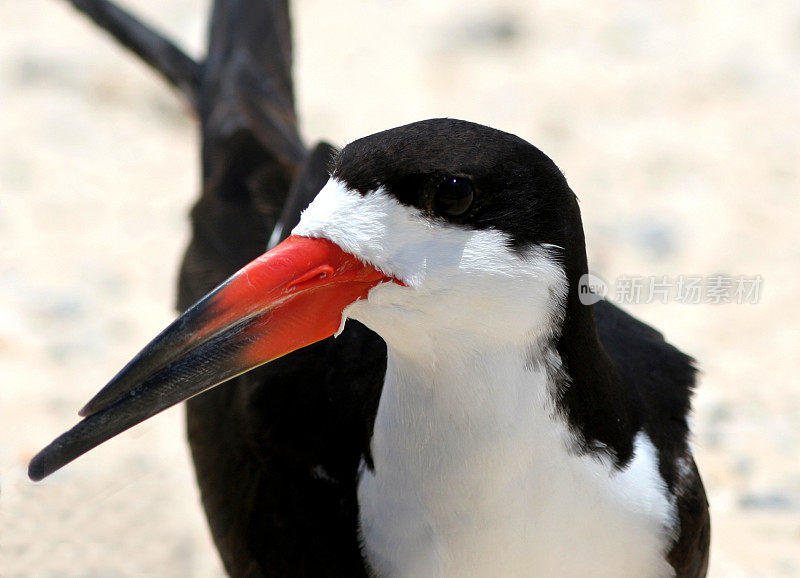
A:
[294, 179, 678, 576]
[355, 344, 677, 578]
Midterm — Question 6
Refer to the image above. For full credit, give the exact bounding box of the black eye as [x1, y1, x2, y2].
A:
[434, 176, 474, 217]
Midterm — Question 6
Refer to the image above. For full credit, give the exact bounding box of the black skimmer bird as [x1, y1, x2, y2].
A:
[30, 2, 708, 576]
[30, 119, 709, 577]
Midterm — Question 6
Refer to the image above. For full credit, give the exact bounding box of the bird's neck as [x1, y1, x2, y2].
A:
[366, 332, 567, 495]
[379, 335, 557, 432]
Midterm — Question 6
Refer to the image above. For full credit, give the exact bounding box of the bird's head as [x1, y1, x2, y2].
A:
[297, 119, 578, 356]
[29, 119, 588, 480]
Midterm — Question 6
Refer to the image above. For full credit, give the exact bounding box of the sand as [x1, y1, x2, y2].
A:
[1, 0, 798, 575]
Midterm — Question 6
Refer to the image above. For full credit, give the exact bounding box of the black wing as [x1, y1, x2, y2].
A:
[595, 300, 710, 578]
[177, 3, 385, 574]
[63, 1, 385, 574]
[183, 145, 386, 575]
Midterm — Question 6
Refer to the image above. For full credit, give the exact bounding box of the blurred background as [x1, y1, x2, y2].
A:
[1, 0, 798, 575]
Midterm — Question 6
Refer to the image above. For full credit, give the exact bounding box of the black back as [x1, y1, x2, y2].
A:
[595, 300, 710, 577]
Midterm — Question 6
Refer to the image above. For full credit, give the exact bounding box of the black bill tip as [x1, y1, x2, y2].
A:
[28, 409, 115, 482]
[28, 319, 257, 481]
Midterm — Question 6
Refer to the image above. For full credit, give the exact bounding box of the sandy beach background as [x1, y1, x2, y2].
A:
[1, 0, 798, 575]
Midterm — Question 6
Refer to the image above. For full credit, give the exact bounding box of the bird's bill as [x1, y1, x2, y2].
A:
[28, 235, 392, 481]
